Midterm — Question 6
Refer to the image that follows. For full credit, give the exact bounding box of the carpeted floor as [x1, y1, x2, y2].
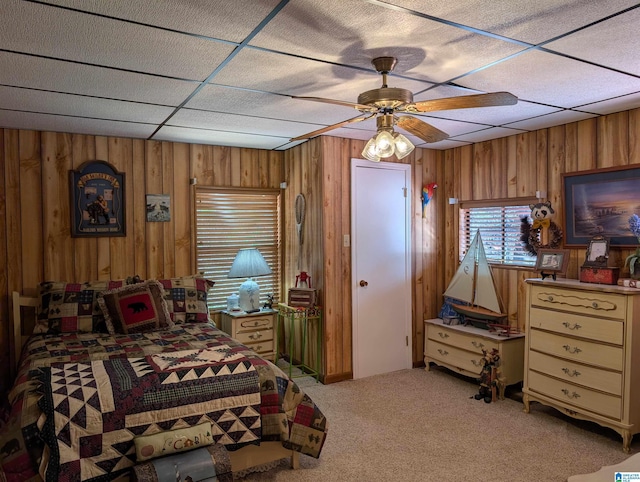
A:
[237, 366, 637, 481]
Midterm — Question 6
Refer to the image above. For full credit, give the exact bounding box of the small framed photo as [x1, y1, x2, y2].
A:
[535, 248, 571, 276]
[584, 235, 609, 267]
[146, 194, 171, 222]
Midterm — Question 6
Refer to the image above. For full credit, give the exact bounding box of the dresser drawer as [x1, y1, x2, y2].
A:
[244, 339, 274, 357]
[528, 351, 622, 395]
[234, 328, 273, 345]
[530, 285, 626, 320]
[529, 307, 623, 345]
[427, 324, 498, 355]
[237, 316, 273, 332]
[529, 329, 623, 371]
[426, 340, 485, 375]
[527, 370, 621, 419]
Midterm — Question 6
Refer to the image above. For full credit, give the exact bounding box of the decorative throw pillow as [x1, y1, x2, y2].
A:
[157, 276, 215, 324]
[34, 279, 130, 334]
[134, 422, 214, 462]
[98, 280, 173, 334]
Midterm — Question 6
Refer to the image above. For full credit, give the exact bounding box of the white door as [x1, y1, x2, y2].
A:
[351, 159, 412, 379]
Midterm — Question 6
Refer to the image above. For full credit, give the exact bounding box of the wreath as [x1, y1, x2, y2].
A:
[520, 218, 563, 256]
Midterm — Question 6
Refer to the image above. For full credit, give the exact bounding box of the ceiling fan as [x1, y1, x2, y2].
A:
[290, 56, 518, 149]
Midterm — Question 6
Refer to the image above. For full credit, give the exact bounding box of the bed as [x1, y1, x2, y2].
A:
[1, 277, 327, 481]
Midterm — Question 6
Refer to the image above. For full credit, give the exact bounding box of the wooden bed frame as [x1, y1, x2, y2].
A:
[11, 291, 299, 475]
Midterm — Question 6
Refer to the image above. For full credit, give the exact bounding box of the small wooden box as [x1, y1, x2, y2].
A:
[287, 288, 318, 307]
[579, 266, 620, 285]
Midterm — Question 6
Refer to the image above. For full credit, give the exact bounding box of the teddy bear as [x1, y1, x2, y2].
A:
[520, 201, 563, 256]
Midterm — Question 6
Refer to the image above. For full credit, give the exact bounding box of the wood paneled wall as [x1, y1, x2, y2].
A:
[2, 106, 639, 393]
[0, 130, 283, 395]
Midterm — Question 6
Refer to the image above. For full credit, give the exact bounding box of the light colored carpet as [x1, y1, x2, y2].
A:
[237, 367, 637, 482]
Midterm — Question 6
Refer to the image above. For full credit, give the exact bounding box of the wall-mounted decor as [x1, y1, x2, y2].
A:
[146, 194, 171, 222]
[70, 160, 125, 237]
[562, 165, 640, 247]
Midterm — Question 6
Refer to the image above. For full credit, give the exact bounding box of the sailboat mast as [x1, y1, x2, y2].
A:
[471, 244, 478, 306]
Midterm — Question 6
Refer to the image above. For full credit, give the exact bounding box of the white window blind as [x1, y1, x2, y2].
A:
[459, 203, 536, 267]
[195, 188, 281, 310]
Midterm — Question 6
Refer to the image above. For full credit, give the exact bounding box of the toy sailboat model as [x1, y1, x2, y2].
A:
[444, 230, 507, 326]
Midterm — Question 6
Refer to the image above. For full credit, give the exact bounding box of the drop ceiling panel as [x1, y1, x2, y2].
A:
[0, 86, 174, 123]
[154, 126, 291, 150]
[450, 126, 527, 143]
[503, 110, 598, 131]
[457, 49, 640, 108]
[386, 0, 640, 44]
[0, 110, 157, 138]
[0, 52, 199, 106]
[578, 92, 640, 115]
[44, 0, 283, 42]
[544, 7, 640, 76]
[248, 0, 525, 83]
[1, 1, 234, 81]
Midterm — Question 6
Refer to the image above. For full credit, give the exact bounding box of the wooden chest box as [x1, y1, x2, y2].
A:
[287, 288, 318, 307]
[579, 266, 620, 285]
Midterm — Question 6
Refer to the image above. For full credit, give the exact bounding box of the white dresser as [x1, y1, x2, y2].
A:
[424, 318, 525, 386]
[523, 278, 640, 452]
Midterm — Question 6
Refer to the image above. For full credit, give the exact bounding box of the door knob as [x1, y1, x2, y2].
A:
[359, 280, 368, 287]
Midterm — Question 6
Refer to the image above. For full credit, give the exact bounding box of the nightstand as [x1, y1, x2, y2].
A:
[220, 310, 276, 362]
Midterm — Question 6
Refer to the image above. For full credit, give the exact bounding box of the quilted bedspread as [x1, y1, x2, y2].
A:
[0, 323, 327, 482]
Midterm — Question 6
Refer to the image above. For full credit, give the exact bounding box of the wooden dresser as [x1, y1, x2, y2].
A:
[424, 318, 525, 386]
[523, 278, 640, 452]
[220, 310, 276, 362]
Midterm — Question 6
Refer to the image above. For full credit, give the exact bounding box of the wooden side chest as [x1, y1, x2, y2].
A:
[424, 318, 525, 386]
[523, 278, 640, 452]
[220, 310, 276, 362]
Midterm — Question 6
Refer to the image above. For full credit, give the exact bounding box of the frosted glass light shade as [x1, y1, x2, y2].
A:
[361, 138, 381, 162]
[394, 133, 415, 159]
[375, 130, 395, 158]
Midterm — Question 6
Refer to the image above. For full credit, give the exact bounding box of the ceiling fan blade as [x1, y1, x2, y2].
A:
[396, 116, 449, 143]
[291, 95, 376, 112]
[408, 92, 517, 113]
[290, 113, 376, 142]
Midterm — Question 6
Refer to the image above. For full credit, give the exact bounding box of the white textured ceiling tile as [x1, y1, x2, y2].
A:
[385, 0, 640, 44]
[504, 111, 598, 130]
[578, 92, 640, 115]
[0, 86, 174, 123]
[153, 126, 288, 150]
[451, 127, 527, 143]
[0, 1, 234, 81]
[45, 0, 282, 42]
[248, 0, 523, 83]
[0, 52, 198, 106]
[458, 49, 640, 108]
[544, 8, 640, 77]
[415, 139, 473, 150]
[0, 111, 156, 139]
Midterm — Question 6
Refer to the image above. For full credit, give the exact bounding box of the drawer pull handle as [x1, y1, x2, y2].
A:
[471, 341, 484, 349]
[592, 302, 598, 308]
[562, 367, 581, 377]
[547, 295, 554, 301]
[249, 332, 263, 340]
[563, 344, 582, 354]
[438, 332, 450, 339]
[561, 388, 581, 399]
[437, 349, 449, 356]
[256, 345, 262, 351]
[471, 359, 482, 367]
[562, 322, 582, 330]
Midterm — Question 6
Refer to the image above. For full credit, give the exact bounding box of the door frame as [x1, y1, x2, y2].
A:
[350, 158, 412, 379]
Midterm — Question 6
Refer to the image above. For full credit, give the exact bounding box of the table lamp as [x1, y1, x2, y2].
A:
[228, 248, 272, 313]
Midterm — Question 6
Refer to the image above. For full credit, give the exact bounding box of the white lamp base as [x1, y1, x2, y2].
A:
[238, 278, 261, 312]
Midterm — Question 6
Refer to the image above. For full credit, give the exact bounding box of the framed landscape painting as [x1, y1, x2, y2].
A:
[562, 165, 640, 247]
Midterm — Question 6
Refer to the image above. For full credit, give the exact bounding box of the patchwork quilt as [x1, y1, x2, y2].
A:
[0, 323, 327, 482]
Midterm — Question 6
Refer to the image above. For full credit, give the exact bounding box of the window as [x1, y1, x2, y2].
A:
[195, 188, 281, 310]
[459, 200, 536, 267]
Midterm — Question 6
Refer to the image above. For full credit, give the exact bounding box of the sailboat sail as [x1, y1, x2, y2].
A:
[443, 230, 505, 321]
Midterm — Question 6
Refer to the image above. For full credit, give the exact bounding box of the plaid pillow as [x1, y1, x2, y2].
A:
[34, 280, 129, 334]
[156, 276, 215, 324]
[98, 281, 173, 335]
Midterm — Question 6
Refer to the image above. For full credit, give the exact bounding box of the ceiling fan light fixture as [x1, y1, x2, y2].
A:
[393, 133, 414, 159]
[362, 138, 381, 162]
[374, 130, 395, 158]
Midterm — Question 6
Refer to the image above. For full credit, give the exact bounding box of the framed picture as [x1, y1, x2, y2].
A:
[146, 194, 171, 222]
[535, 248, 571, 275]
[69, 160, 125, 237]
[583, 235, 609, 267]
[562, 165, 640, 247]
